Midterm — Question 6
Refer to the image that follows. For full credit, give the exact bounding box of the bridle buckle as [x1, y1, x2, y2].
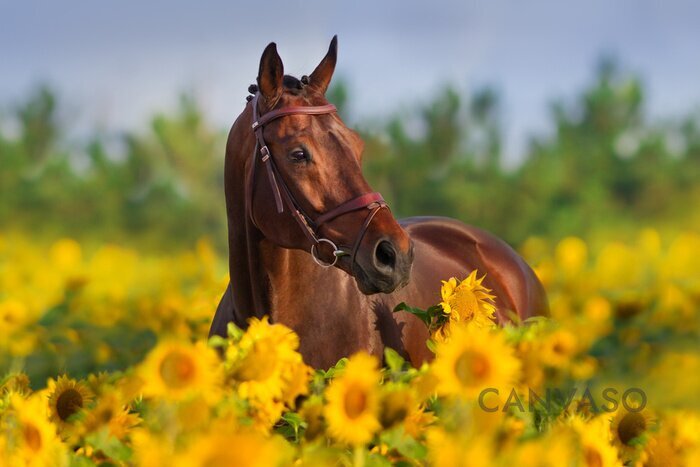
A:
[260, 145, 270, 161]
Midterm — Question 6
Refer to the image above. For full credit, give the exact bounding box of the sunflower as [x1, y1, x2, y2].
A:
[0, 372, 31, 396]
[0, 298, 28, 338]
[403, 407, 437, 439]
[566, 416, 621, 467]
[249, 398, 286, 432]
[8, 393, 67, 467]
[324, 352, 381, 446]
[85, 372, 111, 396]
[131, 428, 175, 467]
[172, 395, 211, 433]
[50, 238, 82, 271]
[412, 365, 440, 402]
[47, 375, 93, 431]
[555, 236, 588, 275]
[175, 427, 292, 467]
[432, 324, 520, 400]
[436, 270, 497, 342]
[378, 383, 417, 429]
[115, 372, 146, 403]
[640, 434, 683, 467]
[82, 392, 140, 441]
[515, 340, 545, 392]
[299, 396, 326, 441]
[426, 427, 493, 466]
[610, 406, 655, 462]
[230, 317, 310, 407]
[538, 329, 579, 369]
[492, 416, 526, 451]
[280, 357, 312, 407]
[508, 429, 575, 467]
[634, 411, 699, 466]
[558, 396, 599, 422]
[139, 340, 222, 402]
[664, 411, 700, 450]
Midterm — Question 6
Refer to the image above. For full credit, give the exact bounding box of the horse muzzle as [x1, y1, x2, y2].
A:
[354, 236, 414, 295]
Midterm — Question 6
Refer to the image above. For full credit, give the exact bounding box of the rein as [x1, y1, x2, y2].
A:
[246, 93, 388, 268]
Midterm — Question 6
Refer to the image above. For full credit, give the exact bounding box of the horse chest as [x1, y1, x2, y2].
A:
[268, 273, 385, 369]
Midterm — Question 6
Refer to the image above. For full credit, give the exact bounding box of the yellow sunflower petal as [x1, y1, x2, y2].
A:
[324, 352, 381, 446]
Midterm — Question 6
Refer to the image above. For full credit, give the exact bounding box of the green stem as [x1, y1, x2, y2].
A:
[353, 445, 365, 467]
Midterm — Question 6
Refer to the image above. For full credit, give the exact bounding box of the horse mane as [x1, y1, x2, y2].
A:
[282, 75, 304, 91]
[246, 75, 310, 102]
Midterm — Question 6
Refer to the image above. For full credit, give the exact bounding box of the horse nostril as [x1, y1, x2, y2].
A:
[374, 240, 397, 271]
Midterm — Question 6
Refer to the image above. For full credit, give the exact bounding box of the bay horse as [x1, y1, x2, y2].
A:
[209, 36, 548, 369]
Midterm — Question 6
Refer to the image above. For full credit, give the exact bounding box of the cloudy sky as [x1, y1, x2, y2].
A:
[2, 0, 699, 161]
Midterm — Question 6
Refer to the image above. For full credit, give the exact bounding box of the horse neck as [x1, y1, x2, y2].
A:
[224, 105, 310, 326]
[227, 217, 299, 325]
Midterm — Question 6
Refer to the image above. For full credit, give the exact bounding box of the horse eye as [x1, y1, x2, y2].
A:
[289, 149, 309, 163]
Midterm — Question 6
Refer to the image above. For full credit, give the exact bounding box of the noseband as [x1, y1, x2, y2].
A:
[246, 93, 388, 269]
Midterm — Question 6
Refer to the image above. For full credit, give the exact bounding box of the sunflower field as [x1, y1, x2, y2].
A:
[1, 228, 699, 467]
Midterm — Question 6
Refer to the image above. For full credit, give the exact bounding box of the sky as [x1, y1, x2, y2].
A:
[2, 0, 699, 162]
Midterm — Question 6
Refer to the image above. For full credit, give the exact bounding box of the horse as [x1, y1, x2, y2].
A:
[209, 36, 548, 369]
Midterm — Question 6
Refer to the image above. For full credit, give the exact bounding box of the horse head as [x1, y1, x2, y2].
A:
[230, 36, 414, 295]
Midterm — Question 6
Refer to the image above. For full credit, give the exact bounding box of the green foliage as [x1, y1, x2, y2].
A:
[1, 89, 226, 250]
[359, 60, 700, 243]
[5, 293, 158, 387]
[393, 302, 447, 347]
[2, 59, 700, 249]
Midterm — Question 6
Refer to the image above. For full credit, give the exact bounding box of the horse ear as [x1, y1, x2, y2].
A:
[309, 35, 338, 94]
[257, 42, 284, 107]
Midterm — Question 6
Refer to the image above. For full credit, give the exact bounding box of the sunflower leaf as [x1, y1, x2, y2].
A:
[380, 426, 428, 461]
[226, 322, 244, 341]
[393, 302, 431, 327]
[384, 347, 407, 373]
[85, 428, 132, 462]
[366, 453, 393, 467]
[207, 335, 228, 348]
[324, 357, 348, 379]
[278, 412, 305, 442]
[68, 455, 98, 467]
[282, 411, 304, 432]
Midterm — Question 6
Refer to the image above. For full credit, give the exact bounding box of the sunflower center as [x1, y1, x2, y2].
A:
[618, 412, 647, 445]
[552, 341, 565, 355]
[99, 407, 114, 423]
[380, 395, 410, 428]
[23, 424, 42, 451]
[344, 384, 367, 419]
[159, 351, 196, 388]
[583, 447, 603, 467]
[451, 293, 478, 320]
[56, 388, 84, 421]
[454, 351, 491, 386]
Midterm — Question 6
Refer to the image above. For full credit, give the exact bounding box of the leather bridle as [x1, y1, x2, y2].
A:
[246, 93, 388, 269]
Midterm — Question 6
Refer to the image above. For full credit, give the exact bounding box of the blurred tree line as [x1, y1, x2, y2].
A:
[2, 59, 699, 250]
